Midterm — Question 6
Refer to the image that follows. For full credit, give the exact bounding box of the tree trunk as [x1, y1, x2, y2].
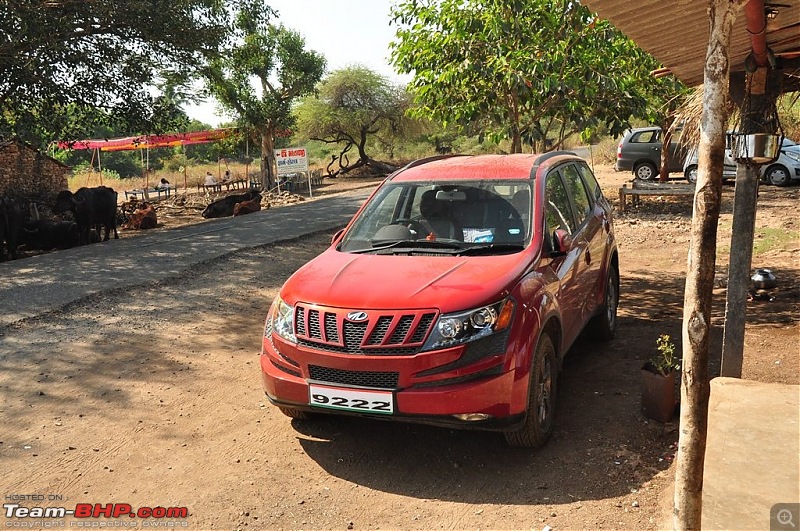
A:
[673, 1, 737, 529]
[260, 127, 276, 190]
[659, 126, 673, 182]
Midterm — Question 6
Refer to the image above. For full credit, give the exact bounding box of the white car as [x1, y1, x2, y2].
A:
[683, 136, 800, 186]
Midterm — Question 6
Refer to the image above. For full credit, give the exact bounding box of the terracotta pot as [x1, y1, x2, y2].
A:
[641, 366, 676, 422]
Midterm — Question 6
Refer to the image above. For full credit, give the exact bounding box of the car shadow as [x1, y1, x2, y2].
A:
[290, 270, 716, 505]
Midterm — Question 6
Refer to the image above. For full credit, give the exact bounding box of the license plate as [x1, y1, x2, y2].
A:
[309, 384, 394, 415]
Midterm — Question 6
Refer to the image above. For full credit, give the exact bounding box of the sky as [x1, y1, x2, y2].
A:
[183, 0, 409, 127]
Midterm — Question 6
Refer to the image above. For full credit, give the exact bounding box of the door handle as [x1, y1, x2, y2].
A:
[585, 248, 591, 265]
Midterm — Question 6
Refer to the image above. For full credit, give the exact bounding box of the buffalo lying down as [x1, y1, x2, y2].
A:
[55, 186, 119, 244]
[202, 190, 260, 219]
[22, 220, 81, 250]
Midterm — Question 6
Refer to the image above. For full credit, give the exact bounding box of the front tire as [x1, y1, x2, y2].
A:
[766, 165, 791, 186]
[590, 263, 619, 341]
[504, 334, 557, 448]
[684, 165, 698, 184]
[634, 162, 657, 181]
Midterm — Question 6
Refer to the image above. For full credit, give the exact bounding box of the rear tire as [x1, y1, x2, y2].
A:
[766, 165, 791, 187]
[278, 406, 314, 420]
[634, 162, 657, 181]
[590, 263, 619, 341]
[504, 334, 557, 448]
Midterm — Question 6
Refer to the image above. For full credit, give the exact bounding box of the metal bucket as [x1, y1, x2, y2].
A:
[732, 133, 781, 163]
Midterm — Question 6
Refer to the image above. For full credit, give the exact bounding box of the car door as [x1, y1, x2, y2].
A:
[543, 168, 586, 349]
[629, 129, 662, 168]
[559, 163, 605, 328]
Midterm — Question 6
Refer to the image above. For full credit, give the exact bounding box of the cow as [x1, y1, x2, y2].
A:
[21, 220, 81, 250]
[123, 203, 157, 230]
[201, 190, 259, 219]
[232, 194, 262, 217]
[54, 186, 119, 244]
[0, 196, 24, 260]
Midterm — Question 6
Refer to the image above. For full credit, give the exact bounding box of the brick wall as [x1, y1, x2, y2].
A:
[0, 140, 70, 202]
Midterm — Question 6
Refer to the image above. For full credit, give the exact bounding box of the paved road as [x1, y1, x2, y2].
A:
[0, 191, 370, 329]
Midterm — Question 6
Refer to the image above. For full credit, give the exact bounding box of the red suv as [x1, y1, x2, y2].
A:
[261, 152, 619, 448]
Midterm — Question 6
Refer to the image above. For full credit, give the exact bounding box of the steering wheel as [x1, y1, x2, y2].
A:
[393, 218, 426, 239]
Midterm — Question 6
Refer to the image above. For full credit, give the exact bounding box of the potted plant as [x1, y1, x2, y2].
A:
[641, 334, 681, 422]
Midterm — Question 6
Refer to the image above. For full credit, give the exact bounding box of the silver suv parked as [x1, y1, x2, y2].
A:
[682, 135, 800, 186]
[615, 126, 686, 181]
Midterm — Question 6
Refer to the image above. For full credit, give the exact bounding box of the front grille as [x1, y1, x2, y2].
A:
[297, 339, 418, 356]
[294, 304, 437, 355]
[309, 365, 399, 389]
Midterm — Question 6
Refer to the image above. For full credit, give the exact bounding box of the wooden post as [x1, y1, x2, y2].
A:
[720, 163, 759, 377]
[673, 0, 738, 528]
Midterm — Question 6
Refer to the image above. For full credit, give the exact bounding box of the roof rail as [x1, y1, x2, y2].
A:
[529, 150, 578, 179]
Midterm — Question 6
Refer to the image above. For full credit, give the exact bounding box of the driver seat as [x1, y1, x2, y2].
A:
[418, 190, 463, 240]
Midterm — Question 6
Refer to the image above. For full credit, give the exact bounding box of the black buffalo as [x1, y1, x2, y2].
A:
[21, 220, 81, 250]
[0, 196, 24, 260]
[54, 186, 119, 244]
[202, 190, 259, 219]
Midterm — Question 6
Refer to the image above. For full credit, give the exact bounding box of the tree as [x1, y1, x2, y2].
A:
[0, 0, 227, 146]
[203, 0, 325, 189]
[295, 67, 410, 177]
[390, 0, 673, 153]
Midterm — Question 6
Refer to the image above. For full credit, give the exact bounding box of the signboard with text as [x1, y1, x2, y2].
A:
[274, 147, 309, 175]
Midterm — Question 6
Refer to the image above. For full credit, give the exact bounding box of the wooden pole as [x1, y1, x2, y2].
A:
[720, 163, 759, 376]
[673, 0, 738, 528]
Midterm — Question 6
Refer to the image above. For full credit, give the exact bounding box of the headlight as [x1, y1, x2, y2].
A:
[269, 296, 296, 343]
[783, 150, 800, 163]
[422, 298, 515, 351]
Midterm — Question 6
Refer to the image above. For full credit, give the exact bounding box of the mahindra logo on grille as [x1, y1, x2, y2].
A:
[346, 311, 369, 322]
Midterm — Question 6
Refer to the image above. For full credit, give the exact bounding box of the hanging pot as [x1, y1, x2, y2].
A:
[732, 133, 781, 163]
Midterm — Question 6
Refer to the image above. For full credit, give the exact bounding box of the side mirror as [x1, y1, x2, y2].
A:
[331, 228, 346, 246]
[550, 229, 571, 256]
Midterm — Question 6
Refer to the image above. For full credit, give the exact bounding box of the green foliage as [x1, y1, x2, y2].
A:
[203, 0, 325, 186]
[294, 67, 414, 173]
[651, 335, 681, 376]
[1, 0, 227, 146]
[390, 0, 686, 153]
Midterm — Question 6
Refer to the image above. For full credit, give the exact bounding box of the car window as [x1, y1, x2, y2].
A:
[577, 163, 603, 202]
[561, 164, 592, 226]
[545, 172, 574, 237]
[339, 180, 533, 252]
[631, 130, 659, 143]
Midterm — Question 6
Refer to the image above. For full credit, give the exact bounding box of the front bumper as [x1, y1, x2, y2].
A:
[260, 332, 530, 431]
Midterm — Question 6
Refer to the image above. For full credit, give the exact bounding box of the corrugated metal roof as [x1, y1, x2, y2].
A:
[581, 0, 800, 88]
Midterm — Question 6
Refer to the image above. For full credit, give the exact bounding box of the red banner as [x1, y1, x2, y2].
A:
[58, 128, 237, 152]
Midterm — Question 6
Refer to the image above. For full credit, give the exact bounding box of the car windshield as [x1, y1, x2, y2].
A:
[339, 180, 533, 254]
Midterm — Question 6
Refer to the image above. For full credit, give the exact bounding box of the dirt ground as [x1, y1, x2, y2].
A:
[0, 164, 797, 530]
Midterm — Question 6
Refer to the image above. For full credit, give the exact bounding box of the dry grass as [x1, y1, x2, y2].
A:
[68, 161, 259, 193]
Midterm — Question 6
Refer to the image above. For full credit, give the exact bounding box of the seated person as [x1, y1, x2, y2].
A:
[417, 189, 463, 240]
[222, 170, 232, 183]
[156, 178, 171, 190]
[204, 172, 218, 186]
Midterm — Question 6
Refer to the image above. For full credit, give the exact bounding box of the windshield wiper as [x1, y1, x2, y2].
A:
[349, 239, 463, 254]
[456, 243, 525, 256]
